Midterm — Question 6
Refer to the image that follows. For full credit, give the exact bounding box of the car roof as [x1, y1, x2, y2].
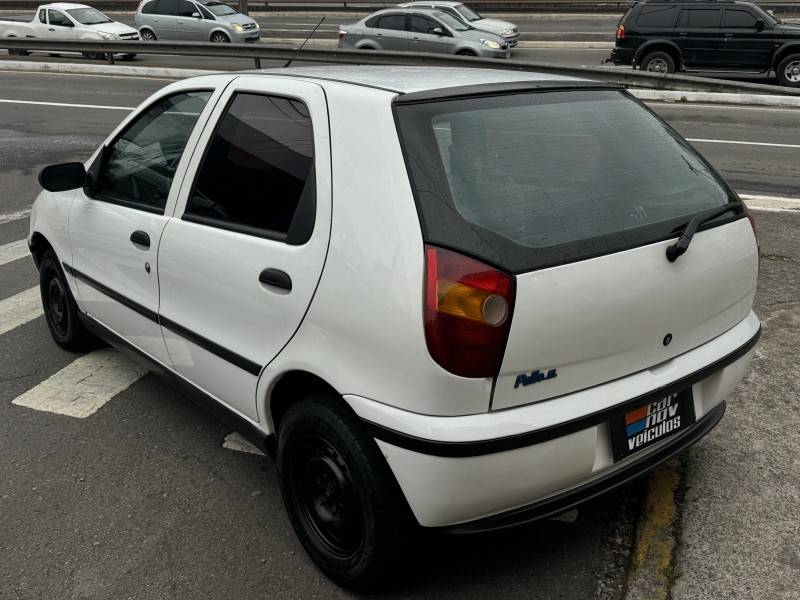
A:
[400, 1, 463, 6]
[252, 66, 586, 95]
[41, 2, 92, 9]
[366, 7, 458, 17]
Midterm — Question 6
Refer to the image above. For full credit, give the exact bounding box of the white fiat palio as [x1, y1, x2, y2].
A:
[28, 66, 760, 587]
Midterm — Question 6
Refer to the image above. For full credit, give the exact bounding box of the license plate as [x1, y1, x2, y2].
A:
[610, 389, 696, 462]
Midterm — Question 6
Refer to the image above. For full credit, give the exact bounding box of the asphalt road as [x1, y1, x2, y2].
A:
[0, 70, 797, 599]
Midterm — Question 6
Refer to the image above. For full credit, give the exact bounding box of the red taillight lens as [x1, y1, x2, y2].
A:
[616, 25, 625, 39]
[423, 245, 515, 378]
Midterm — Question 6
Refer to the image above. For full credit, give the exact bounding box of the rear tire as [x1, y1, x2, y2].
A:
[121, 53, 136, 61]
[82, 51, 106, 61]
[640, 51, 676, 74]
[277, 394, 413, 589]
[8, 48, 30, 57]
[139, 29, 156, 41]
[777, 53, 800, 87]
[39, 249, 100, 352]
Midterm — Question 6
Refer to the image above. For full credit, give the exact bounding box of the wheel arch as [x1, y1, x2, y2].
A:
[772, 43, 800, 69]
[634, 40, 682, 66]
[267, 369, 345, 434]
[209, 27, 231, 41]
[29, 231, 53, 270]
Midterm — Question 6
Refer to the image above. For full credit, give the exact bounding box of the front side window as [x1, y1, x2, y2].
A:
[395, 89, 736, 273]
[176, 0, 197, 17]
[141, 0, 157, 14]
[97, 91, 211, 211]
[48, 10, 73, 27]
[410, 15, 441, 34]
[723, 9, 757, 28]
[154, 0, 177, 15]
[185, 93, 315, 242]
[376, 14, 406, 31]
[680, 9, 722, 28]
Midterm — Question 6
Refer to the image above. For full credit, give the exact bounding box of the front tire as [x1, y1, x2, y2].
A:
[8, 48, 30, 57]
[82, 51, 106, 61]
[210, 31, 230, 43]
[39, 249, 99, 352]
[277, 394, 413, 589]
[640, 50, 676, 74]
[456, 49, 477, 57]
[121, 53, 136, 61]
[777, 53, 800, 87]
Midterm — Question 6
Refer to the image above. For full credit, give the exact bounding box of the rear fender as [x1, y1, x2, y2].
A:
[633, 40, 682, 66]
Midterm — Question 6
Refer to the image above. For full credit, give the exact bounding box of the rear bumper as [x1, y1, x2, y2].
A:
[611, 47, 635, 66]
[346, 311, 760, 528]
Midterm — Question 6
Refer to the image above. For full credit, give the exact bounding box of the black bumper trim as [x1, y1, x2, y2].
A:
[441, 400, 726, 534]
[365, 327, 759, 458]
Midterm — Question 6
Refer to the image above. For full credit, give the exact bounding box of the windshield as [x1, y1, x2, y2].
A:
[66, 8, 112, 24]
[435, 11, 469, 30]
[199, 0, 237, 16]
[455, 4, 481, 21]
[395, 89, 736, 273]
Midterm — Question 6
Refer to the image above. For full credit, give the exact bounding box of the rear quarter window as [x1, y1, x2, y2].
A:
[394, 89, 738, 273]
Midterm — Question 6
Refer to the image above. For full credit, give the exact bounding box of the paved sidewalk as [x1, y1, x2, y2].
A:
[671, 210, 800, 599]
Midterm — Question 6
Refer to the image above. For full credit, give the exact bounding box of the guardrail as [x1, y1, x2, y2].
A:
[4, 37, 800, 97]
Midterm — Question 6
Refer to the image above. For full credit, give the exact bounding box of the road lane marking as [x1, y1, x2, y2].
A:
[0, 287, 42, 336]
[687, 138, 800, 149]
[0, 239, 29, 267]
[12, 348, 146, 418]
[648, 102, 800, 113]
[0, 208, 31, 225]
[223, 432, 265, 456]
[0, 99, 134, 111]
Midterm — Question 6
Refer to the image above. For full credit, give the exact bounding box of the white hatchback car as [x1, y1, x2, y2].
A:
[29, 66, 760, 587]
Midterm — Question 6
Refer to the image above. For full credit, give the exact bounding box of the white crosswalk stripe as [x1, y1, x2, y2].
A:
[0, 287, 42, 336]
[0, 208, 31, 225]
[0, 239, 30, 267]
[12, 348, 147, 418]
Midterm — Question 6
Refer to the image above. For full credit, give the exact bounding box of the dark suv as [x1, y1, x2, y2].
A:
[611, 0, 800, 86]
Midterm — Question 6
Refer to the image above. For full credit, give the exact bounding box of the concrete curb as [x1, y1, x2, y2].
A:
[2, 61, 799, 109]
[623, 458, 684, 600]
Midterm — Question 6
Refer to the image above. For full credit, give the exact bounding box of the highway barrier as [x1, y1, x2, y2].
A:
[3, 37, 800, 97]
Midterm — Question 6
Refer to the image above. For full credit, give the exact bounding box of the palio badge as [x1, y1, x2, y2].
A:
[514, 368, 557, 389]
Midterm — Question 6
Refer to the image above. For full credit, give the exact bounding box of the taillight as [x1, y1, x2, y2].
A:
[338, 30, 347, 40]
[616, 25, 625, 39]
[423, 245, 515, 378]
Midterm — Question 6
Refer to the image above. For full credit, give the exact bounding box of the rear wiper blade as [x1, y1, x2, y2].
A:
[666, 204, 740, 263]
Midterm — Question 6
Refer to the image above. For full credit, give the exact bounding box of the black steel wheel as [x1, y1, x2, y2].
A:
[278, 394, 413, 589]
[39, 249, 99, 352]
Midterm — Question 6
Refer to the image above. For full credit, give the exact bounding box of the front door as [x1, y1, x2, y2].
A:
[46, 9, 78, 39]
[68, 88, 217, 365]
[718, 7, 774, 70]
[675, 7, 722, 69]
[409, 14, 452, 53]
[174, 0, 205, 40]
[157, 77, 332, 421]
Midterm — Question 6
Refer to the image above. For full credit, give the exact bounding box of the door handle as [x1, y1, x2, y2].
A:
[48, 28, 55, 31]
[259, 268, 292, 292]
[678, 32, 688, 36]
[130, 230, 150, 249]
[723, 33, 733, 38]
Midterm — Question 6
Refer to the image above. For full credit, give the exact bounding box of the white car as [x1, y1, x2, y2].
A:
[29, 66, 760, 587]
[1, 2, 139, 59]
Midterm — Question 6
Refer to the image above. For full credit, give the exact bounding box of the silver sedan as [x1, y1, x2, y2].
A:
[338, 8, 510, 59]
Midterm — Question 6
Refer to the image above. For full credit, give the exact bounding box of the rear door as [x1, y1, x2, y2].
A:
[394, 88, 758, 411]
[372, 13, 409, 51]
[676, 7, 722, 68]
[718, 7, 774, 70]
[151, 0, 179, 38]
[157, 77, 331, 421]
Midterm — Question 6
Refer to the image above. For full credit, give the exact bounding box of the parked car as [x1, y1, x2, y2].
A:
[339, 8, 509, 58]
[398, 0, 519, 46]
[30, 66, 760, 587]
[1, 2, 138, 60]
[611, 0, 800, 86]
[134, 0, 259, 43]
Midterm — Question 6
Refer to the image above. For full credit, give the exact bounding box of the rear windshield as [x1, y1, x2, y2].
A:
[395, 89, 738, 273]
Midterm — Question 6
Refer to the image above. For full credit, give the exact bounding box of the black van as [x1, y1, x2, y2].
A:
[610, 0, 800, 86]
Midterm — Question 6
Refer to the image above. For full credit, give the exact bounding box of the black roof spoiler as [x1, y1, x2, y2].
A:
[393, 80, 623, 105]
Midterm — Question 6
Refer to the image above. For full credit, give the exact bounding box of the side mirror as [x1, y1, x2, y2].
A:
[192, 11, 201, 18]
[38, 162, 86, 192]
[756, 18, 765, 31]
[432, 27, 444, 35]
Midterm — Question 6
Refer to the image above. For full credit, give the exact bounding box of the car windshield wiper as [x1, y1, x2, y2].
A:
[666, 204, 740, 263]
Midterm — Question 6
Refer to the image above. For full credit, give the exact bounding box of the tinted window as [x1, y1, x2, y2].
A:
[681, 9, 721, 28]
[410, 15, 440, 34]
[376, 14, 406, 31]
[395, 90, 735, 273]
[176, 0, 196, 16]
[38, 9, 46, 22]
[154, 0, 177, 15]
[98, 91, 211, 211]
[435, 11, 468, 31]
[723, 9, 757, 28]
[198, 4, 214, 19]
[636, 5, 679, 28]
[186, 93, 315, 240]
[48, 10, 72, 27]
[141, 0, 156, 13]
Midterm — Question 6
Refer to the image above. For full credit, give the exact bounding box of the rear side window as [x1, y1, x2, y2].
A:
[185, 93, 315, 243]
[376, 14, 407, 31]
[723, 9, 757, 28]
[636, 5, 679, 28]
[395, 90, 736, 273]
[679, 8, 722, 28]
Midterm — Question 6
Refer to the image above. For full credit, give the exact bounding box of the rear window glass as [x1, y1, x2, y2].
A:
[636, 5, 679, 28]
[395, 89, 736, 273]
